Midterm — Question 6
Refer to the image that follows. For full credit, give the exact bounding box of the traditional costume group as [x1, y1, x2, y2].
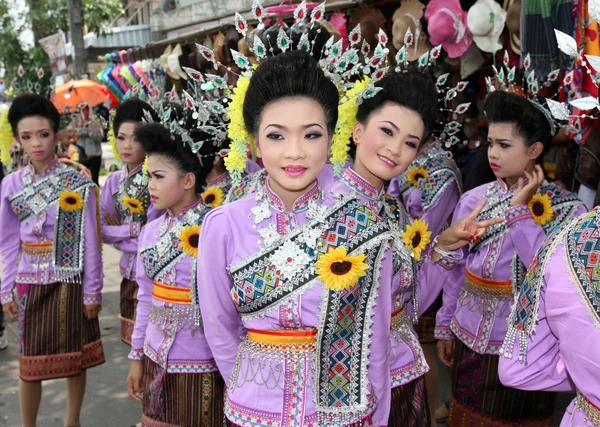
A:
[1, 1, 600, 427]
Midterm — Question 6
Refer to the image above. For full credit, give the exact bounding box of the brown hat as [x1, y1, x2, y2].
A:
[504, 0, 521, 55]
[392, 1, 429, 61]
[349, 7, 386, 53]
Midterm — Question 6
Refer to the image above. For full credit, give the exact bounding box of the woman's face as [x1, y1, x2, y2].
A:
[353, 103, 423, 186]
[16, 116, 57, 165]
[117, 121, 146, 167]
[487, 122, 542, 181]
[147, 154, 194, 211]
[256, 97, 330, 196]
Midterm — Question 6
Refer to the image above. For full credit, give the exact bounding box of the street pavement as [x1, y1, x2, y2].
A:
[0, 174, 574, 426]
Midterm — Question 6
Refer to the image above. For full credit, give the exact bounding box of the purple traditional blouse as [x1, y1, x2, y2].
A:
[128, 198, 217, 373]
[0, 159, 103, 305]
[387, 141, 461, 239]
[100, 165, 163, 280]
[499, 210, 600, 427]
[331, 167, 454, 388]
[198, 178, 393, 427]
[434, 179, 585, 355]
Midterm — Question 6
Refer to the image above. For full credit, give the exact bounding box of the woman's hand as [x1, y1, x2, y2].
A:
[437, 339, 456, 368]
[2, 302, 18, 320]
[127, 360, 145, 402]
[510, 165, 545, 207]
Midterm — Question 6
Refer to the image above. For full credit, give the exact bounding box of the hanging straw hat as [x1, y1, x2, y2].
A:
[503, 0, 521, 55]
[392, 0, 429, 61]
[467, 0, 507, 53]
[425, 0, 473, 58]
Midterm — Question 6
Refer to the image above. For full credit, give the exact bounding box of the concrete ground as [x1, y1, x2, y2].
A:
[0, 174, 574, 426]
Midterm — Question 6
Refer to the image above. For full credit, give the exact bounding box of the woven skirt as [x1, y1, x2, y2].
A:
[414, 294, 442, 343]
[16, 281, 105, 382]
[388, 376, 429, 427]
[120, 278, 138, 345]
[448, 340, 555, 427]
[142, 358, 226, 427]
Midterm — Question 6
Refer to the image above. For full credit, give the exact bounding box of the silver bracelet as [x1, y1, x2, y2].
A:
[432, 237, 452, 258]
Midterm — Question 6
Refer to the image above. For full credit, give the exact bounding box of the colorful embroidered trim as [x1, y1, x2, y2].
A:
[464, 268, 513, 298]
[21, 241, 53, 255]
[152, 282, 192, 304]
[246, 329, 317, 353]
[505, 205, 532, 227]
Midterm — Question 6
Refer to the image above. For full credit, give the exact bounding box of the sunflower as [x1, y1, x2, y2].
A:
[58, 191, 84, 212]
[178, 224, 202, 258]
[122, 196, 145, 215]
[406, 167, 429, 187]
[315, 246, 369, 291]
[202, 186, 225, 208]
[401, 219, 432, 261]
[528, 194, 554, 226]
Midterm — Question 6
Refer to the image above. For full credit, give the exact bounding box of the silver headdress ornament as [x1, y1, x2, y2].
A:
[395, 29, 472, 147]
[158, 0, 395, 182]
[485, 49, 561, 135]
[547, 27, 600, 137]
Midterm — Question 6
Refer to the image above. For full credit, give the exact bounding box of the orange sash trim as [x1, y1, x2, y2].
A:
[21, 241, 53, 255]
[465, 268, 512, 298]
[152, 282, 191, 304]
[247, 329, 317, 345]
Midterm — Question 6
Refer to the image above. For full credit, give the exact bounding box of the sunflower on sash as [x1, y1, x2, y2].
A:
[316, 246, 369, 291]
[202, 186, 225, 208]
[178, 224, 201, 258]
[58, 190, 84, 212]
[402, 219, 432, 261]
[406, 167, 429, 187]
[122, 195, 146, 215]
[528, 194, 554, 226]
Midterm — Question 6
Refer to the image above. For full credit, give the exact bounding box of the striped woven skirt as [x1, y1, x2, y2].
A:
[16, 281, 105, 382]
[448, 340, 555, 426]
[388, 376, 429, 427]
[142, 358, 226, 427]
[120, 278, 138, 345]
[414, 294, 443, 343]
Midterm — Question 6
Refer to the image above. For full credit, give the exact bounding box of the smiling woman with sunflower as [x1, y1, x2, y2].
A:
[0, 94, 104, 427]
[126, 116, 237, 426]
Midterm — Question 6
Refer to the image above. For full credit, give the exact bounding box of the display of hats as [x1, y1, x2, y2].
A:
[460, 43, 485, 78]
[392, 0, 429, 61]
[167, 44, 188, 80]
[503, 0, 521, 55]
[425, 0, 472, 58]
[160, 45, 179, 79]
[467, 0, 507, 53]
[349, 7, 386, 53]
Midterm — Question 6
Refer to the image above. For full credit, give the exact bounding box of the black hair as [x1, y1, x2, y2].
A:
[243, 50, 339, 136]
[8, 93, 60, 136]
[258, 23, 331, 60]
[483, 90, 553, 154]
[135, 122, 205, 192]
[113, 98, 160, 135]
[356, 70, 438, 146]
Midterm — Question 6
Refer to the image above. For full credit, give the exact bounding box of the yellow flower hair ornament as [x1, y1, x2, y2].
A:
[107, 110, 123, 163]
[0, 108, 14, 171]
[330, 78, 383, 175]
[402, 219, 432, 261]
[528, 194, 554, 226]
[316, 246, 370, 291]
[226, 73, 254, 184]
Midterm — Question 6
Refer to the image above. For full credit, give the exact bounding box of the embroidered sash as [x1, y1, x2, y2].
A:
[113, 168, 149, 222]
[225, 169, 267, 204]
[229, 197, 391, 415]
[9, 165, 95, 281]
[503, 210, 598, 364]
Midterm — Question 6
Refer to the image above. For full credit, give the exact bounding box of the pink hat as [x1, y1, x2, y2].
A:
[425, 0, 472, 58]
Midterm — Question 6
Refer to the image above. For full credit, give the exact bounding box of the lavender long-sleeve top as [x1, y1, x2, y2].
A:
[0, 159, 103, 305]
[198, 178, 393, 427]
[100, 165, 163, 280]
[127, 198, 217, 372]
[499, 213, 599, 426]
[434, 179, 585, 354]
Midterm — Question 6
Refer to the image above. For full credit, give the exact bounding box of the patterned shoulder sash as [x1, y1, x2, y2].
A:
[9, 166, 94, 222]
[225, 169, 267, 203]
[417, 153, 462, 210]
[112, 168, 149, 222]
[230, 196, 392, 416]
[502, 210, 597, 364]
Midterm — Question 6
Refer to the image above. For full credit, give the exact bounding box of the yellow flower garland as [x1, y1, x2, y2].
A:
[226, 74, 253, 184]
[330, 78, 371, 175]
[0, 109, 14, 170]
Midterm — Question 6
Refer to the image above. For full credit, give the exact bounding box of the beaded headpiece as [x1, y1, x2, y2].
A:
[168, 0, 388, 183]
[485, 50, 561, 135]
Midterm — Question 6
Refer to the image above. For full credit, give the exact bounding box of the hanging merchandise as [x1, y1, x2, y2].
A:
[503, 0, 521, 56]
[425, 0, 472, 59]
[391, 0, 429, 62]
[168, 44, 188, 80]
[466, 0, 506, 54]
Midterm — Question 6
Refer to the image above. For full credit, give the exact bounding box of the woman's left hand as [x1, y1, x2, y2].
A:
[510, 165, 545, 207]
